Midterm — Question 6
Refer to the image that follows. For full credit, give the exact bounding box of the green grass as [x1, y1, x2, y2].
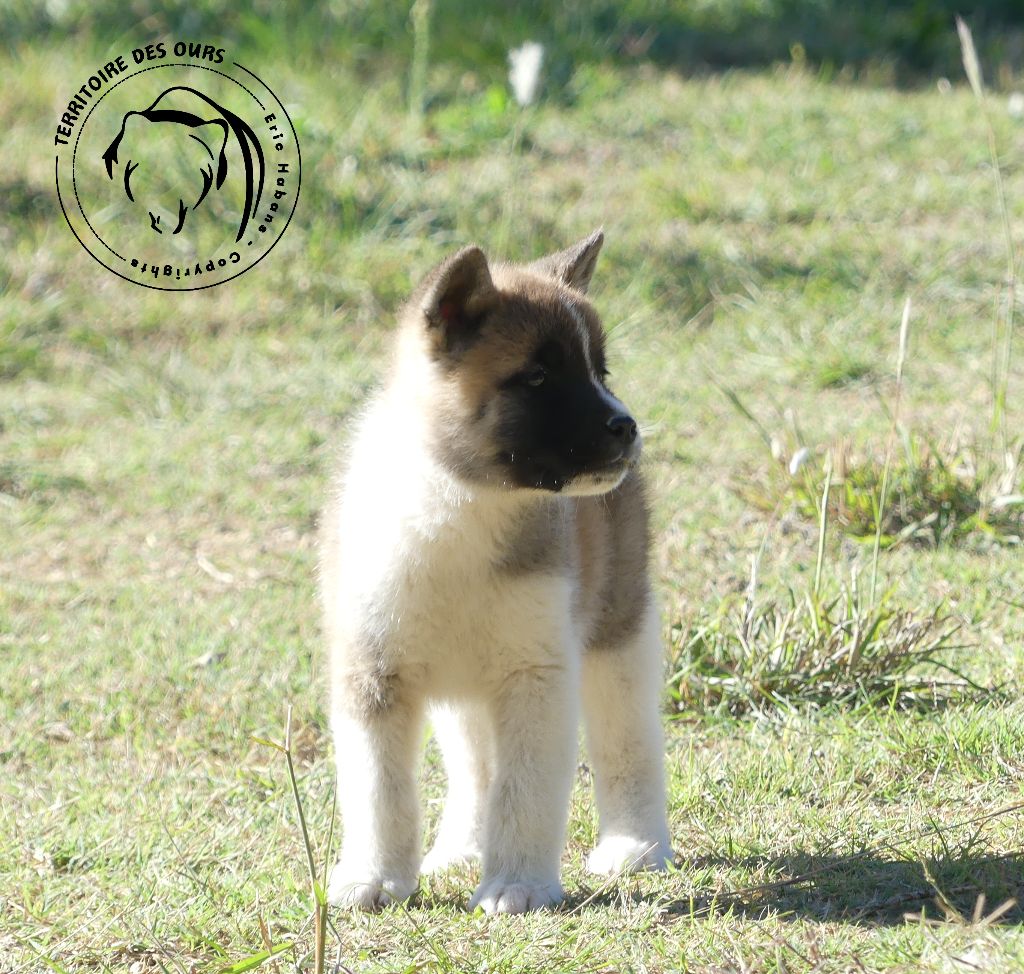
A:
[667, 583, 974, 716]
[3, 10, 1024, 974]
[737, 435, 1024, 547]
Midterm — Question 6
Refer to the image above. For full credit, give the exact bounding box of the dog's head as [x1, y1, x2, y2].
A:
[403, 231, 640, 495]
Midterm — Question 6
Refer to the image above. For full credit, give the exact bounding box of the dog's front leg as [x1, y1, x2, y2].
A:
[583, 606, 674, 875]
[328, 685, 424, 910]
[470, 664, 577, 914]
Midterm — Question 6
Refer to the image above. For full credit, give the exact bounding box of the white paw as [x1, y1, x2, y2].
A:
[469, 876, 563, 914]
[327, 863, 418, 910]
[586, 835, 674, 875]
[421, 841, 482, 874]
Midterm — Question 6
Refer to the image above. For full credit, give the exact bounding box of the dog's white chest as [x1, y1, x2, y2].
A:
[332, 481, 575, 690]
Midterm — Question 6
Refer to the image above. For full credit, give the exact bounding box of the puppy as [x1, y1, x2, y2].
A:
[321, 231, 673, 915]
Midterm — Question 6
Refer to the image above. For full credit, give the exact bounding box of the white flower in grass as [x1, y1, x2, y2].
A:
[1009, 93, 1024, 119]
[508, 42, 544, 107]
[788, 447, 810, 476]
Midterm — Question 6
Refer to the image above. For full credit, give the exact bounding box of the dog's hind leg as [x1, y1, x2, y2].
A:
[582, 604, 674, 874]
[422, 702, 493, 873]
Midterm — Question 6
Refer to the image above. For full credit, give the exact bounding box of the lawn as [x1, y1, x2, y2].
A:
[2, 5, 1023, 972]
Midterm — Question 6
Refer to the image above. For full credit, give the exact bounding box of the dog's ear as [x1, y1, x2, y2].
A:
[421, 246, 497, 353]
[528, 228, 604, 293]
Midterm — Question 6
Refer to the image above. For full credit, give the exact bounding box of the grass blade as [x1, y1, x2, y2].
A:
[813, 457, 832, 599]
[871, 297, 912, 605]
[955, 17, 984, 99]
[219, 942, 294, 974]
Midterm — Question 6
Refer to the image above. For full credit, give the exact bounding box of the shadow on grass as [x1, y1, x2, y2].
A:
[569, 850, 1023, 926]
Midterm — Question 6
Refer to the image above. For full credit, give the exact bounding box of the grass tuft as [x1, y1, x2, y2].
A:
[739, 436, 1024, 548]
[667, 584, 976, 717]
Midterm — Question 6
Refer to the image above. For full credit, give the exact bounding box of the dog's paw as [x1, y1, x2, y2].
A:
[469, 876, 563, 914]
[586, 835, 674, 875]
[327, 863, 418, 910]
[421, 841, 482, 874]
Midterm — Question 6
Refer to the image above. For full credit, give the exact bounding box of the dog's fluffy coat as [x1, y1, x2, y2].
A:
[321, 232, 673, 914]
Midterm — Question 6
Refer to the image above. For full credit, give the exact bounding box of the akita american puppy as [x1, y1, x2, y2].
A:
[321, 231, 673, 915]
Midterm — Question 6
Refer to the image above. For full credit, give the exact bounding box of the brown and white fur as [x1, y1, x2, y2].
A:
[320, 231, 673, 915]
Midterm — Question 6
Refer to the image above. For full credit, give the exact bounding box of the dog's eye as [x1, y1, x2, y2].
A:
[522, 365, 547, 387]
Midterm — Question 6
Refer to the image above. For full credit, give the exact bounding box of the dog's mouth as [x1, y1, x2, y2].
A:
[557, 459, 634, 496]
[502, 455, 636, 495]
[494, 416, 644, 494]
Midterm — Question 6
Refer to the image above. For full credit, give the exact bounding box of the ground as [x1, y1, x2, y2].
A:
[2, 21, 1024, 974]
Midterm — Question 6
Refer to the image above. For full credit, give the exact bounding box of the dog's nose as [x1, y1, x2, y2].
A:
[606, 414, 638, 444]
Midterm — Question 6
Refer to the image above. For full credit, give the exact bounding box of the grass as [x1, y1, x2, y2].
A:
[738, 435, 1024, 547]
[668, 582, 973, 716]
[5, 0, 1024, 83]
[4, 6, 1024, 973]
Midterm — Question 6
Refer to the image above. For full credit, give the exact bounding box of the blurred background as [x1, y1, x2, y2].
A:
[7, 0, 1024, 82]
